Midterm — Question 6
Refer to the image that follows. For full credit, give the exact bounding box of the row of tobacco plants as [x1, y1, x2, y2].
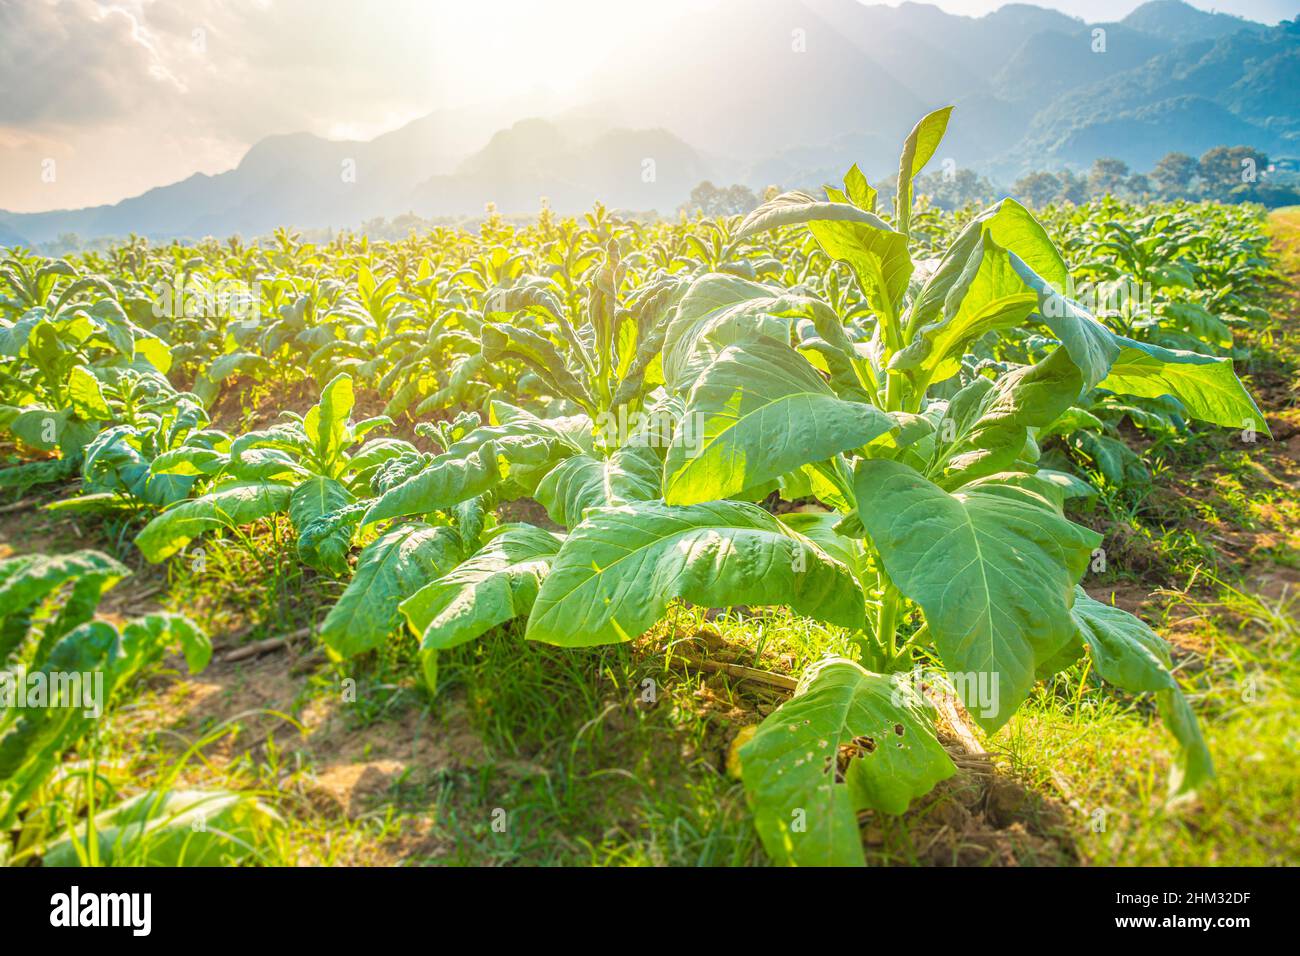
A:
[0, 105, 1278, 865]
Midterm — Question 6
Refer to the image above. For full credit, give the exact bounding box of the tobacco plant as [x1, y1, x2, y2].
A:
[0, 550, 281, 865]
[403, 108, 1263, 866]
[659, 108, 1263, 864]
[135, 372, 417, 574]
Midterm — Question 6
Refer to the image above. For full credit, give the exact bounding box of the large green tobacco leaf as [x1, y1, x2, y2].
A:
[482, 323, 592, 409]
[736, 193, 912, 319]
[1068, 588, 1212, 795]
[534, 444, 660, 527]
[778, 512, 869, 586]
[229, 422, 312, 462]
[0, 610, 211, 829]
[0, 455, 79, 492]
[610, 277, 686, 404]
[66, 365, 111, 420]
[660, 273, 792, 391]
[401, 524, 563, 650]
[150, 444, 229, 477]
[665, 294, 802, 395]
[349, 436, 420, 484]
[661, 274, 769, 356]
[930, 347, 1083, 487]
[0, 550, 129, 661]
[298, 500, 370, 575]
[898, 201, 1066, 384]
[792, 301, 876, 403]
[1010, 254, 1121, 389]
[135, 481, 294, 562]
[303, 372, 354, 473]
[319, 523, 462, 657]
[363, 421, 574, 526]
[44, 789, 282, 867]
[289, 476, 354, 574]
[856, 461, 1099, 732]
[0, 621, 119, 826]
[1162, 301, 1234, 349]
[1010, 257, 1265, 432]
[224, 447, 309, 483]
[777, 461, 855, 512]
[526, 501, 865, 646]
[740, 658, 955, 866]
[9, 406, 98, 456]
[1098, 337, 1268, 433]
[82, 425, 194, 507]
[663, 338, 894, 505]
[894, 106, 953, 237]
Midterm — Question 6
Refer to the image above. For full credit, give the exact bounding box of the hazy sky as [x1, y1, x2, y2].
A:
[1, 0, 1290, 214]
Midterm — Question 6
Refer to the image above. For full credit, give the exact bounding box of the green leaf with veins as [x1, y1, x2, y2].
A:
[363, 421, 574, 526]
[1067, 588, 1212, 796]
[1009, 254, 1122, 390]
[894, 106, 953, 237]
[900, 199, 1065, 380]
[736, 193, 912, 320]
[135, 481, 294, 563]
[319, 523, 462, 657]
[303, 372, 354, 474]
[289, 476, 355, 574]
[401, 524, 563, 651]
[930, 347, 1083, 487]
[740, 658, 955, 866]
[535, 443, 660, 527]
[664, 338, 895, 505]
[856, 460, 1099, 732]
[1098, 336, 1268, 433]
[526, 500, 865, 647]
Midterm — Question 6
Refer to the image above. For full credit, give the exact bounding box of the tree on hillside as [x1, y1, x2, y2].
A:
[1198, 146, 1270, 200]
[1126, 172, 1152, 200]
[1012, 171, 1061, 208]
[914, 168, 997, 210]
[1151, 152, 1198, 198]
[683, 181, 760, 216]
[1088, 158, 1131, 198]
[1057, 169, 1089, 205]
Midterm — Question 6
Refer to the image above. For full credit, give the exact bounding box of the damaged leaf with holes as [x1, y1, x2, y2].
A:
[739, 659, 955, 867]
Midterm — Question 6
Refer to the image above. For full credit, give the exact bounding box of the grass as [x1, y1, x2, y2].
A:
[1006, 579, 1299, 865]
[995, 207, 1300, 866]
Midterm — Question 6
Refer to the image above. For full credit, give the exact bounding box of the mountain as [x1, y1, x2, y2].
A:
[2, 0, 1295, 245]
[991, 24, 1174, 106]
[409, 120, 711, 216]
[1032, 95, 1274, 170]
[0, 222, 26, 247]
[1015, 18, 1300, 171]
[1121, 0, 1266, 43]
[0, 100, 560, 243]
[825, 1, 1082, 78]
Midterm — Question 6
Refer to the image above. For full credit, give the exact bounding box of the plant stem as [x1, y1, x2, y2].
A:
[891, 622, 929, 670]
[876, 578, 900, 663]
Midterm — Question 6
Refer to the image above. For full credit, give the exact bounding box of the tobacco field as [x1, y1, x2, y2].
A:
[2, 110, 1297, 867]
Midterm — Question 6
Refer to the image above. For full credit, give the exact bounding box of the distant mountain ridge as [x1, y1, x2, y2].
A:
[2, 0, 1295, 245]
